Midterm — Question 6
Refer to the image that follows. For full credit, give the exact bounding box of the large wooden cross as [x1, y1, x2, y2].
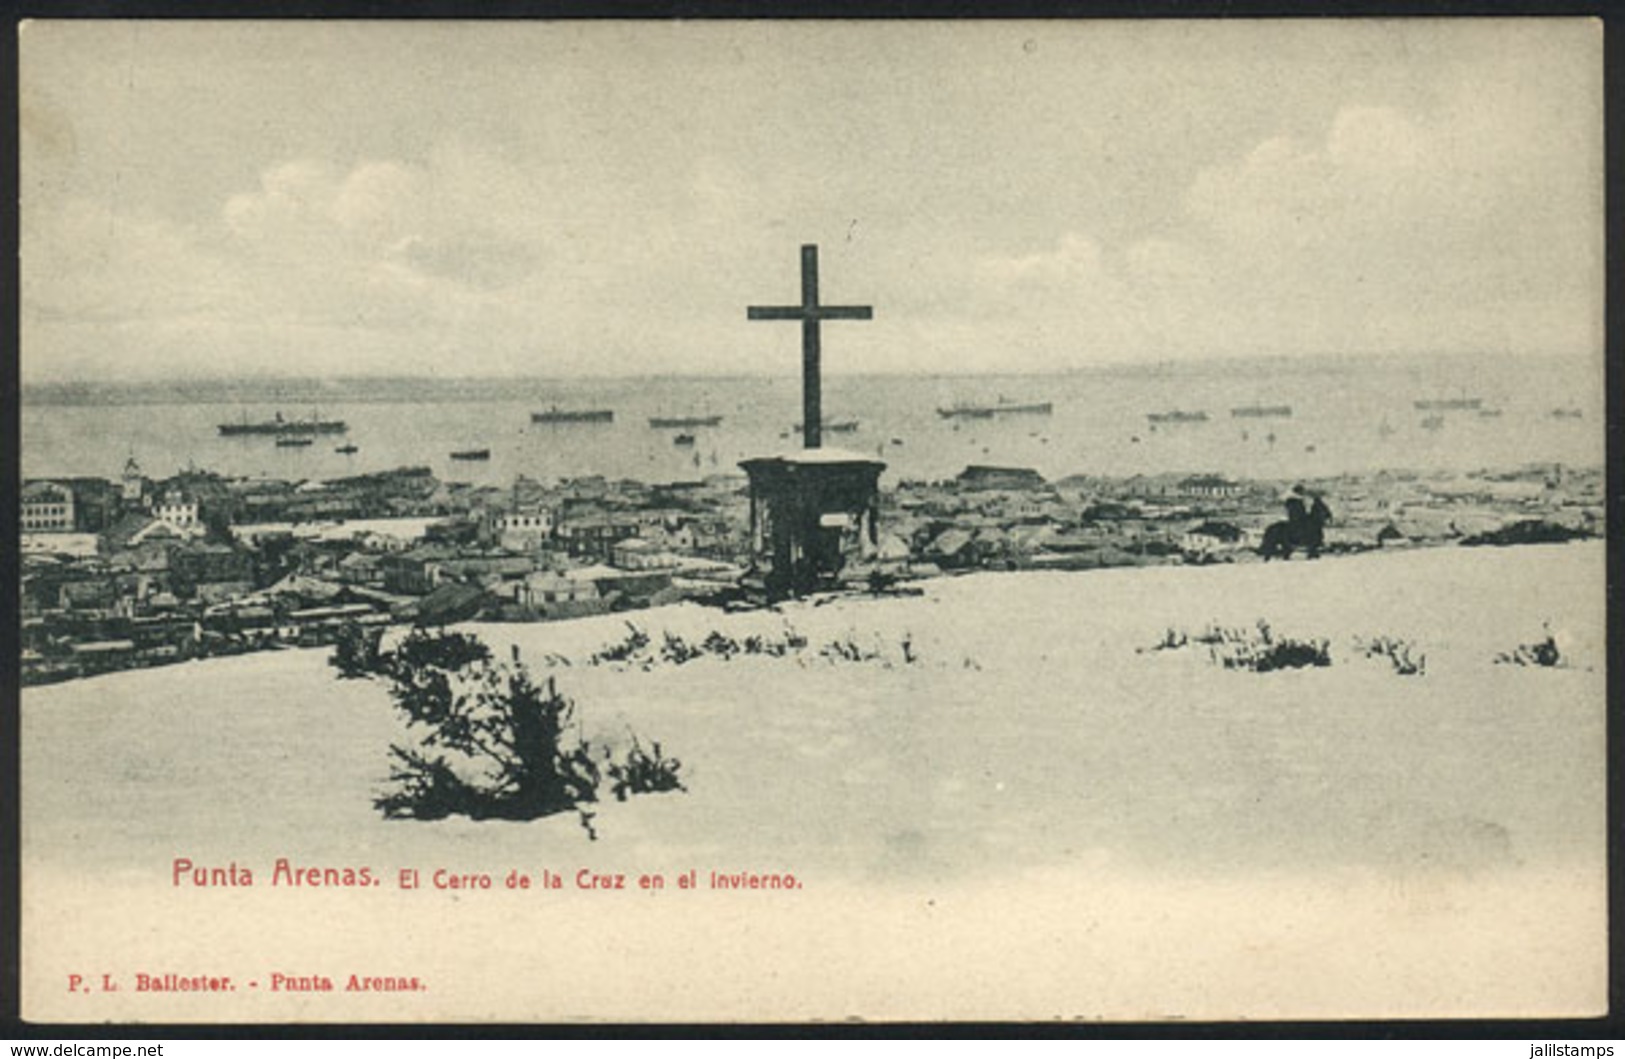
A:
[748, 244, 872, 449]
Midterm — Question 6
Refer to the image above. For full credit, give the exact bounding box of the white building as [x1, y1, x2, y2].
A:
[152, 488, 200, 530]
[516, 569, 600, 607]
[21, 481, 75, 532]
[493, 508, 555, 551]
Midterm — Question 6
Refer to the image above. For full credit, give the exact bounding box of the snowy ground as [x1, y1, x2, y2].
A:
[22, 541, 1606, 1022]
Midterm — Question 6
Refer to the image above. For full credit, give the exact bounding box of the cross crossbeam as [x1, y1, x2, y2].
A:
[748, 244, 872, 449]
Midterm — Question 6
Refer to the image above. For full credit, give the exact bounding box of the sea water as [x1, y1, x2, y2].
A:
[21, 353, 1604, 486]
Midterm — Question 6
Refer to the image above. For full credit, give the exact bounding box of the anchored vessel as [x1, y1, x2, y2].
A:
[450, 448, 491, 461]
[937, 399, 1054, 419]
[649, 415, 723, 428]
[1231, 404, 1293, 419]
[220, 412, 347, 436]
[532, 407, 614, 424]
[1146, 410, 1209, 424]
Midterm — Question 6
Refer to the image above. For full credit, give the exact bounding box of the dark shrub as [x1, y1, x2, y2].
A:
[354, 629, 679, 832]
[1358, 635, 1426, 676]
[606, 736, 686, 802]
[330, 621, 385, 679]
[1496, 631, 1563, 668]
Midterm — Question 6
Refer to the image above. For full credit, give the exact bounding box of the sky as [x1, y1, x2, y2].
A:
[18, 19, 1603, 383]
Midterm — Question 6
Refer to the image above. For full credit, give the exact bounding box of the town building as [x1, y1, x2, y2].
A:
[490, 507, 555, 551]
[1178, 475, 1245, 500]
[556, 515, 641, 560]
[152, 488, 201, 531]
[956, 465, 1046, 492]
[21, 481, 76, 532]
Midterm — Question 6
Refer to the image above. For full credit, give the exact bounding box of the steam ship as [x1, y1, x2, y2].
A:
[532, 407, 614, 424]
[1146, 410, 1209, 424]
[649, 415, 723, 428]
[219, 411, 347, 436]
[937, 399, 1054, 419]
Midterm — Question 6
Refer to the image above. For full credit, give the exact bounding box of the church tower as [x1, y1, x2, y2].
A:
[121, 455, 145, 506]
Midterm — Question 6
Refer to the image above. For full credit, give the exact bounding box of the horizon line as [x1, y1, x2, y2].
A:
[20, 349, 1600, 391]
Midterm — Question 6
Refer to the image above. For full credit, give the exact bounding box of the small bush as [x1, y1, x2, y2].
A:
[660, 631, 704, 665]
[1358, 635, 1427, 676]
[606, 735, 685, 802]
[591, 623, 650, 665]
[820, 635, 880, 663]
[1496, 629, 1563, 668]
[702, 630, 741, 659]
[1214, 637, 1332, 672]
[1195, 622, 1255, 646]
[1149, 627, 1188, 651]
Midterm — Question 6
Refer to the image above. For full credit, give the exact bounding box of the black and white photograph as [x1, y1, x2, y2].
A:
[15, 18, 1607, 1022]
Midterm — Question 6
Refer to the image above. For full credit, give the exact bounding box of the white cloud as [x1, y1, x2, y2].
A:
[1170, 94, 1600, 357]
[19, 20, 1601, 382]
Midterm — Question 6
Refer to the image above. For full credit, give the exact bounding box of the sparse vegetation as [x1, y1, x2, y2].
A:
[1357, 635, 1427, 676]
[590, 622, 650, 665]
[337, 628, 680, 833]
[1496, 626, 1564, 668]
[606, 735, 685, 802]
[1149, 627, 1188, 651]
[586, 621, 915, 670]
[1213, 635, 1332, 673]
[1147, 619, 1331, 672]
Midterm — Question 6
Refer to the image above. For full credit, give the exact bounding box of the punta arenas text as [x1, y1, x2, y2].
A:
[172, 858, 378, 887]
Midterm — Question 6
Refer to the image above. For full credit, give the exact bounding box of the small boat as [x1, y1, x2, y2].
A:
[275, 436, 314, 448]
[450, 448, 491, 461]
[1146, 410, 1209, 424]
[673, 434, 696, 447]
[532, 407, 613, 424]
[649, 415, 722, 428]
[335, 443, 359, 454]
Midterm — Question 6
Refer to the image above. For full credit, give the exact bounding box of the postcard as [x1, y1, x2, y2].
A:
[17, 18, 1606, 1022]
